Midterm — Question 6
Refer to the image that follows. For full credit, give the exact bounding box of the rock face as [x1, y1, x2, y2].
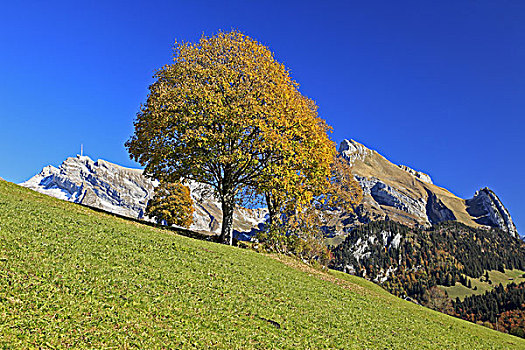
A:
[339, 139, 371, 166]
[21, 156, 153, 218]
[466, 188, 518, 237]
[334, 139, 518, 237]
[20, 155, 267, 235]
[425, 189, 456, 225]
[357, 176, 427, 220]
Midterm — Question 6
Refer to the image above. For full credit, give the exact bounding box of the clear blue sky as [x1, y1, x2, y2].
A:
[1, 1, 524, 234]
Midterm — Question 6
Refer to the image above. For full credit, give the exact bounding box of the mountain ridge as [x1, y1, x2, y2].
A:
[20, 155, 267, 235]
[20, 139, 519, 238]
[337, 139, 518, 237]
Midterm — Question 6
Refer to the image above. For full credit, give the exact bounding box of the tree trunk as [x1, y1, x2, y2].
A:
[220, 191, 235, 245]
[265, 191, 276, 226]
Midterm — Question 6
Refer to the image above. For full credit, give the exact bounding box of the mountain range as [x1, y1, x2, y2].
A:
[19, 139, 519, 239]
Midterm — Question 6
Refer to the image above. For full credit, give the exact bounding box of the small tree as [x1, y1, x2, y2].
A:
[146, 182, 194, 228]
[127, 31, 336, 244]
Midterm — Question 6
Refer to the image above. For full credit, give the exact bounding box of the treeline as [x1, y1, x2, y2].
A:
[453, 282, 525, 338]
[330, 220, 525, 301]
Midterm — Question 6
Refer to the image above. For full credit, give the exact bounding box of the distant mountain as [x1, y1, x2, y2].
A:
[20, 155, 266, 235]
[332, 139, 518, 237]
[20, 139, 518, 240]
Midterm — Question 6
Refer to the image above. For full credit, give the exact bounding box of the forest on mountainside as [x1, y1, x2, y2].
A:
[453, 281, 525, 337]
[330, 220, 525, 337]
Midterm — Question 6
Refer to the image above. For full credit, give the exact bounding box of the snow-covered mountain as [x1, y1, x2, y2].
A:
[21, 155, 267, 235]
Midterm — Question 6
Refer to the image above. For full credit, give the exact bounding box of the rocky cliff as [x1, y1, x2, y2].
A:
[21, 155, 267, 235]
[334, 139, 518, 238]
[466, 188, 517, 236]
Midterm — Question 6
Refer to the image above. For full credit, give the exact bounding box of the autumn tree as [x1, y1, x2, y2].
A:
[325, 155, 363, 211]
[146, 181, 194, 228]
[257, 154, 362, 263]
[126, 31, 338, 244]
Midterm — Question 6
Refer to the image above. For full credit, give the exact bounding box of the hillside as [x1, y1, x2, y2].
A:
[442, 269, 525, 300]
[1, 180, 524, 348]
[331, 221, 525, 298]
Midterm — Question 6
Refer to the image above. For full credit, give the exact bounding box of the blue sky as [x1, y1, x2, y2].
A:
[1, 1, 524, 234]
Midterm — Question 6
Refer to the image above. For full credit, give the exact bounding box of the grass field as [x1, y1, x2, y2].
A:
[1, 180, 524, 349]
[440, 269, 525, 301]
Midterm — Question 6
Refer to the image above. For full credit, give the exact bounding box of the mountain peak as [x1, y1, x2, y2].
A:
[20, 155, 266, 235]
[338, 139, 372, 165]
[466, 187, 518, 237]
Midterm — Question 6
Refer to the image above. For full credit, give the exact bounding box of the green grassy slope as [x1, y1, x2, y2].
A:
[1, 180, 524, 349]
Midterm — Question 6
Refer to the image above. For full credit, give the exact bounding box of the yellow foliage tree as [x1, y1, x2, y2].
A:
[326, 155, 364, 211]
[258, 154, 363, 263]
[146, 182, 194, 228]
[127, 30, 340, 244]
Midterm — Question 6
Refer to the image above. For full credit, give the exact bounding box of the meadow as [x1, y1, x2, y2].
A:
[1, 180, 524, 349]
[441, 269, 525, 300]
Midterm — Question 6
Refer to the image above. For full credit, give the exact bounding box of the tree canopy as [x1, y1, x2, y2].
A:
[126, 30, 346, 244]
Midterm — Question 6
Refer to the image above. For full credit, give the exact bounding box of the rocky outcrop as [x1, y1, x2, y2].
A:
[356, 176, 427, 219]
[339, 139, 371, 166]
[425, 189, 456, 225]
[466, 188, 518, 237]
[397, 165, 433, 184]
[20, 155, 267, 235]
[21, 157, 153, 219]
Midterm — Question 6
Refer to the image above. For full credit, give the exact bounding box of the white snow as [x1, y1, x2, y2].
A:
[39, 186, 72, 201]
